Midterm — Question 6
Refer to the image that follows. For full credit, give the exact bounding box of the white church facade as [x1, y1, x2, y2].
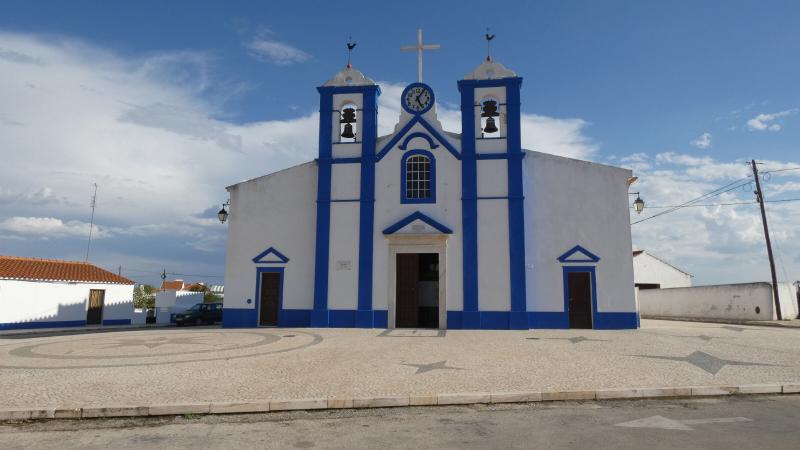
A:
[222, 56, 639, 330]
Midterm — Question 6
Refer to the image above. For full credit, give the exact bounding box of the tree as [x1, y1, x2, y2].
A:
[133, 284, 156, 309]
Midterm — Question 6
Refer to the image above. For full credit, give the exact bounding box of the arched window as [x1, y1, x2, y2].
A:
[401, 150, 435, 204]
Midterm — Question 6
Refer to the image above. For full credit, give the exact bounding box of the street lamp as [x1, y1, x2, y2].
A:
[217, 200, 230, 224]
[629, 192, 645, 214]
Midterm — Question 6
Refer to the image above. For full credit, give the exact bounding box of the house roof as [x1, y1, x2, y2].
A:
[160, 279, 185, 291]
[0, 256, 135, 284]
[632, 250, 693, 277]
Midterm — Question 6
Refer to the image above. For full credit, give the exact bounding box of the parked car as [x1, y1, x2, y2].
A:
[174, 302, 223, 326]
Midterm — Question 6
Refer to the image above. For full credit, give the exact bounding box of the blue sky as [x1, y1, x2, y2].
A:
[1, 0, 798, 286]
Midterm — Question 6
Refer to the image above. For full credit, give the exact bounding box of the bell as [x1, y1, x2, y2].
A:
[341, 123, 355, 139]
[483, 117, 498, 134]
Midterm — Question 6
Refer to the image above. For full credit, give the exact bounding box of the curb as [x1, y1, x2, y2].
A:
[643, 316, 800, 329]
[3, 383, 799, 421]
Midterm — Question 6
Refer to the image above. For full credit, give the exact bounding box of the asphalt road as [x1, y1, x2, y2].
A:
[2, 395, 799, 449]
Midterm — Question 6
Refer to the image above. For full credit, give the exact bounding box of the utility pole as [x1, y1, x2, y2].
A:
[85, 183, 98, 262]
[751, 160, 782, 320]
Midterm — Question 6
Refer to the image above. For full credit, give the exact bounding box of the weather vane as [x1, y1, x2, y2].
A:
[485, 28, 496, 62]
[346, 36, 356, 68]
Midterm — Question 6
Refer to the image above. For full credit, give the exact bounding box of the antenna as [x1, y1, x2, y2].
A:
[346, 36, 356, 68]
[85, 183, 97, 262]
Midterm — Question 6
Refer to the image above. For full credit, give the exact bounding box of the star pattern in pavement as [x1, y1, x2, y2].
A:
[98, 336, 211, 350]
[402, 360, 464, 375]
[635, 350, 777, 375]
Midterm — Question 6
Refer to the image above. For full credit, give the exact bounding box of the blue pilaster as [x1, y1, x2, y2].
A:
[505, 78, 528, 329]
[458, 80, 480, 329]
[311, 88, 333, 327]
[357, 85, 380, 328]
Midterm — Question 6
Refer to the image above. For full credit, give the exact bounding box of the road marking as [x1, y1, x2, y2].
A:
[615, 415, 752, 431]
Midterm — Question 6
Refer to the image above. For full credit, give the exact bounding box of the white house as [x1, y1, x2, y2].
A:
[632, 250, 693, 289]
[222, 56, 639, 330]
[0, 256, 135, 330]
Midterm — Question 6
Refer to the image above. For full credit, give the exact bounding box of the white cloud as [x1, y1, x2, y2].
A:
[246, 38, 311, 66]
[0, 216, 109, 239]
[690, 132, 712, 149]
[746, 109, 798, 131]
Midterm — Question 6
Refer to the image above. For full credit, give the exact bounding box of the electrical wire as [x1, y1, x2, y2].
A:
[636, 197, 800, 209]
[631, 177, 753, 225]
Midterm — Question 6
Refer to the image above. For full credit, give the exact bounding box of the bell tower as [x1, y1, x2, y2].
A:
[312, 64, 380, 327]
[458, 57, 528, 329]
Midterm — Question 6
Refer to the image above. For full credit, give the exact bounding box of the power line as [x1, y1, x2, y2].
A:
[761, 167, 800, 175]
[637, 197, 800, 209]
[631, 177, 752, 225]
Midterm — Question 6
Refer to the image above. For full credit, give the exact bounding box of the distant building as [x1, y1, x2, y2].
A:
[0, 256, 135, 330]
[632, 250, 692, 289]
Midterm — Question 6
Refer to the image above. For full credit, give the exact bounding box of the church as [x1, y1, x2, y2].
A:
[221, 37, 639, 330]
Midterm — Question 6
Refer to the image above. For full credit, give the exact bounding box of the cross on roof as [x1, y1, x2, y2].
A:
[401, 28, 440, 82]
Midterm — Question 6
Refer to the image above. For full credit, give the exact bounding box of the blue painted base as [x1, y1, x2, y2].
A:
[279, 309, 311, 327]
[310, 309, 329, 327]
[222, 308, 639, 330]
[373, 310, 388, 328]
[355, 310, 373, 328]
[102, 319, 132, 326]
[222, 308, 257, 328]
[0, 320, 86, 330]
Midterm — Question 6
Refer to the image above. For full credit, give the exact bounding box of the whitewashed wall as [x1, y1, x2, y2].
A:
[0, 279, 134, 325]
[633, 252, 692, 288]
[640, 282, 798, 321]
[224, 162, 317, 311]
[373, 119, 463, 312]
[523, 150, 636, 313]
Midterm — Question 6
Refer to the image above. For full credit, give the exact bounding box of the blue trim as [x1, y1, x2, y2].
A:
[382, 211, 453, 235]
[459, 80, 479, 314]
[102, 319, 131, 326]
[252, 246, 290, 264]
[329, 310, 356, 327]
[331, 199, 360, 203]
[255, 267, 285, 326]
[401, 149, 437, 204]
[476, 152, 524, 160]
[505, 80, 527, 324]
[317, 85, 382, 95]
[375, 117, 460, 162]
[459, 78, 524, 89]
[223, 308, 257, 328]
[332, 157, 361, 164]
[398, 132, 439, 150]
[400, 82, 435, 115]
[357, 87, 379, 325]
[0, 320, 86, 330]
[594, 312, 639, 329]
[312, 88, 333, 326]
[561, 265, 598, 328]
[557, 245, 601, 263]
[444, 312, 510, 330]
[279, 309, 311, 327]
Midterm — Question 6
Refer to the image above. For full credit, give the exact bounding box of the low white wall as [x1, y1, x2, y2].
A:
[639, 282, 798, 321]
[0, 279, 134, 325]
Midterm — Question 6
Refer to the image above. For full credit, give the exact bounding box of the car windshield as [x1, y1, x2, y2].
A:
[186, 304, 201, 311]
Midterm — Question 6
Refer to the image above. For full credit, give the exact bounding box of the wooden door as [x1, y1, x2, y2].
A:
[86, 289, 105, 325]
[567, 272, 592, 329]
[259, 272, 280, 326]
[395, 254, 419, 328]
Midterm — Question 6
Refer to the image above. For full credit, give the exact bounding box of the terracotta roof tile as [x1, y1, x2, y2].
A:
[160, 280, 184, 290]
[0, 256, 134, 284]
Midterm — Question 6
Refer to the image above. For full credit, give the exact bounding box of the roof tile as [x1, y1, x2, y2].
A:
[0, 256, 134, 284]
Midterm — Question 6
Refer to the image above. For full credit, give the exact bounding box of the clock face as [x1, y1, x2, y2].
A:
[402, 83, 433, 114]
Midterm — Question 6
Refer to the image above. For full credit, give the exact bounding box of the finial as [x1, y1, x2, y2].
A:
[485, 28, 495, 62]
[346, 36, 356, 68]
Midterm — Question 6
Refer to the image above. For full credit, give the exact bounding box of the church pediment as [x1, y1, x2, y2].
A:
[376, 117, 460, 162]
[252, 246, 290, 264]
[382, 211, 453, 235]
[557, 245, 600, 263]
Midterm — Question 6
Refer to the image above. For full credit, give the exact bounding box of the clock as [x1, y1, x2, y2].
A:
[402, 83, 434, 114]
